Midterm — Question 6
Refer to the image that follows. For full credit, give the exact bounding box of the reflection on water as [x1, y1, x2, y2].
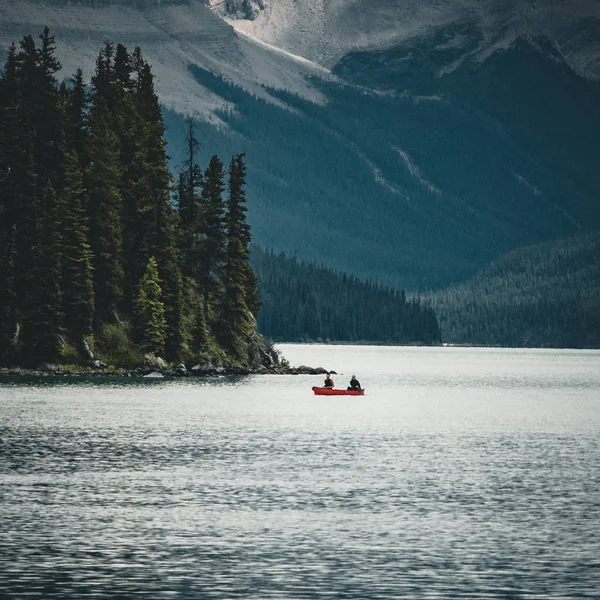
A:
[1, 346, 599, 598]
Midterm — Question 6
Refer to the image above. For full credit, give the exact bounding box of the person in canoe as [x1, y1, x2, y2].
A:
[324, 373, 334, 388]
[347, 375, 362, 392]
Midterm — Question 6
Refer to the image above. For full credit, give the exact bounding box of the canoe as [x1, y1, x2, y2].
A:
[312, 386, 365, 396]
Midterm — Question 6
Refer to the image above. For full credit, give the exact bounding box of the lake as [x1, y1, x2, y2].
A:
[1, 345, 599, 599]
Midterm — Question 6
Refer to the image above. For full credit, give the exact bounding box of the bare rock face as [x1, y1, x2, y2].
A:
[0, 0, 327, 122]
[220, 0, 266, 20]
[225, 0, 600, 79]
[145, 354, 167, 370]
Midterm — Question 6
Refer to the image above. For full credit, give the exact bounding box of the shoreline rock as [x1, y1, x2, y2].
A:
[0, 364, 336, 379]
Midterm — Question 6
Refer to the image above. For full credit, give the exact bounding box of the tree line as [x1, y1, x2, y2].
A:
[0, 28, 263, 368]
[428, 233, 600, 348]
[251, 247, 441, 344]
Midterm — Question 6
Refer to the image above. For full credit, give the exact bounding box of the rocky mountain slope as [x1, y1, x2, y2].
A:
[0, 0, 328, 121]
[220, 0, 600, 80]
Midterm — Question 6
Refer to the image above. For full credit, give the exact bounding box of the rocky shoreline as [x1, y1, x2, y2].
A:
[0, 364, 335, 378]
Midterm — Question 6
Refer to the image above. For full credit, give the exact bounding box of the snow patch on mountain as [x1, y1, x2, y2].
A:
[512, 172, 541, 197]
[0, 0, 329, 120]
[223, 0, 600, 79]
[395, 148, 442, 197]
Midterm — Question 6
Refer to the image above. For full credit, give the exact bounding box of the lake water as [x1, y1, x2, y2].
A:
[1, 345, 599, 599]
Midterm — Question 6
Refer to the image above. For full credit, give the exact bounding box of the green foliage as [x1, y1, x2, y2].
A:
[429, 233, 600, 348]
[65, 68, 89, 170]
[97, 322, 143, 369]
[26, 183, 64, 365]
[135, 257, 167, 357]
[198, 154, 226, 321]
[0, 31, 269, 368]
[251, 246, 441, 344]
[177, 119, 204, 277]
[216, 154, 257, 356]
[86, 102, 124, 323]
[0, 226, 17, 362]
[61, 343, 82, 365]
[61, 150, 95, 340]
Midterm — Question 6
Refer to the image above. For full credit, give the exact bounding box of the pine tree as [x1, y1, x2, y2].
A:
[61, 150, 95, 341]
[217, 154, 255, 355]
[0, 226, 17, 362]
[65, 68, 88, 169]
[91, 41, 116, 107]
[177, 119, 203, 277]
[17, 28, 65, 191]
[113, 44, 144, 310]
[27, 183, 64, 364]
[133, 57, 183, 360]
[227, 154, 260, 317]
[198, 155, 226, 322]
[7, 112, 38, 341]
[0, 46, 21, 356]
[135, 257, 167, 356]
[86, 103, 124, 324]
[243, 260, 262, 318]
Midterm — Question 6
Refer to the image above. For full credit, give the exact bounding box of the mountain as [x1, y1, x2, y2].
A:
[0, 0, 328, 121]
[2, 0, 599, 290]
[428, 233, 600, 348]
[221, 0, 600, 80]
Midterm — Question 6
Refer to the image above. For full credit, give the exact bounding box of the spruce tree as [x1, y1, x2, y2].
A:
[177, 119, 203, 278]
[8, 115, 38, 341]
[0, 227, 17, 362]
[198, 155, 226, 322]
[133, 57, 183, 360]
[27, 183, 64, 365]
[217, 154, 256, 355]
[135, 257, 167, 357]
[0, 46, 20, 356]
[113, 44, 143, 310]
[85, 103, 124, 324]
[17, 28, 65, 191]
[65, 68, 88, 170]
[61, 150, 95, 341]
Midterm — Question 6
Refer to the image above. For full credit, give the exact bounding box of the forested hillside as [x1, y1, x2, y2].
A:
[251, 247, 441, 344]
[0, 29, 271, 369]
[159, 43, 600, 291]
[429, 233, 600, 348]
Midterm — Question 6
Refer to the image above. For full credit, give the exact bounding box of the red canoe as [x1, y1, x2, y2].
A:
[312, 386, 365, 396]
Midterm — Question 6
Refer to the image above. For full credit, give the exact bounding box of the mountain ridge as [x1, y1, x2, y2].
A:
[222, 0, 600, 80]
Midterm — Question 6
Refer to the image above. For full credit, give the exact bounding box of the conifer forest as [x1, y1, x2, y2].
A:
[251, 248, 441, 344]
[0, 29, 269, 369]
[0, 28, 441, 369]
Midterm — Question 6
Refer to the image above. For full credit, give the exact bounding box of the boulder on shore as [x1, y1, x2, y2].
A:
[144, 354, 166, 371]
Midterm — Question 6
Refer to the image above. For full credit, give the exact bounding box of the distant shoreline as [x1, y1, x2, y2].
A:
[275, 341, 599, 350]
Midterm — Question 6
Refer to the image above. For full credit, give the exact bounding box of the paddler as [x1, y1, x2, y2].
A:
[347, 375, 362, 391]
[324, 373, 334, 388]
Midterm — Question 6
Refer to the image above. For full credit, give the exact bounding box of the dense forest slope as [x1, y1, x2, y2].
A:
[429, 233, 600, 348]
[251, 247, 440, 344]
[164, 40, 600, 289]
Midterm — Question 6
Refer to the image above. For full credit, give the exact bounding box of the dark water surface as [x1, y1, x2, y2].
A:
[1, 345, 599, 599]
